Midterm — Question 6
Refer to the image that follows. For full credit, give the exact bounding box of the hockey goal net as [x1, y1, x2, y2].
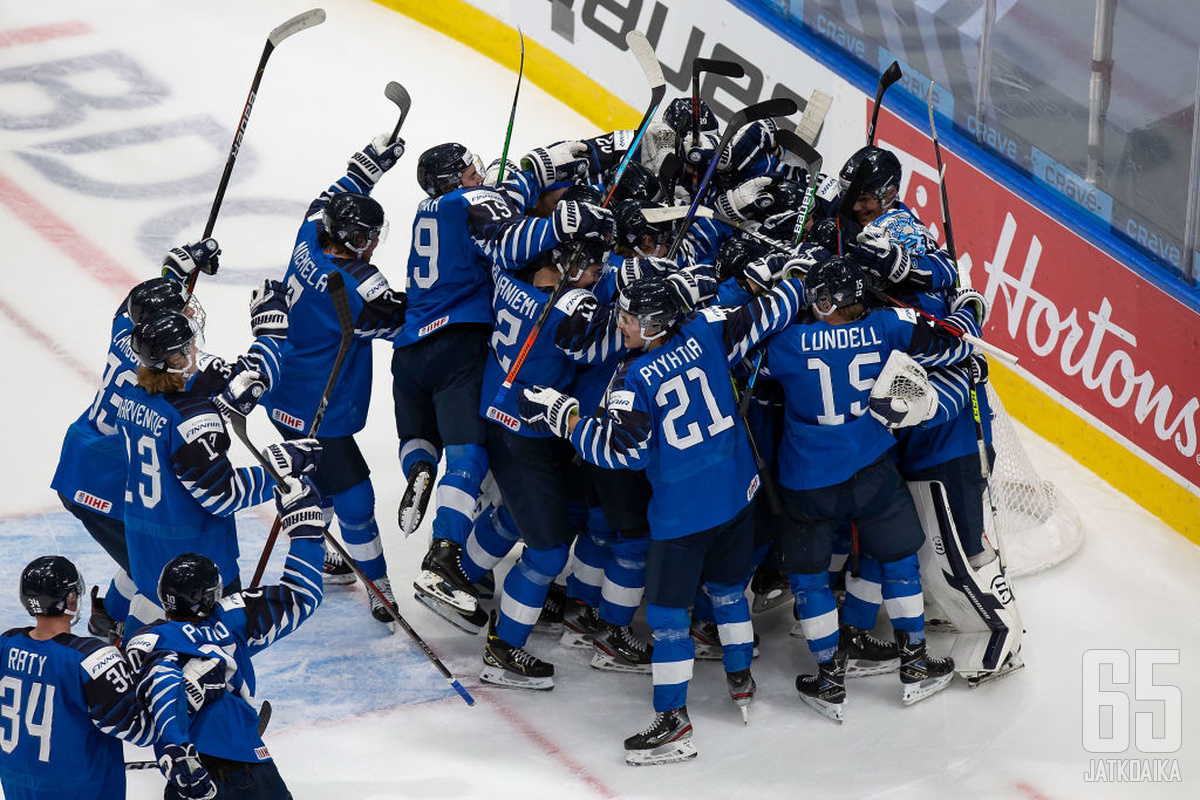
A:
[985, 384, 1084, 577]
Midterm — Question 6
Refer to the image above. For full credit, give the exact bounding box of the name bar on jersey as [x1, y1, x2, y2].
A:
[797, 326, 884, 353]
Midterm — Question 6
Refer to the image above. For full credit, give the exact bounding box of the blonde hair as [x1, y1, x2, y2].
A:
[137, 354, 189, 394]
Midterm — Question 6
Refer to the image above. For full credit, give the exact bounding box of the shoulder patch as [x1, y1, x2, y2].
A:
[891, 307, 918, 324]
[219, 593, 247, 611]
[124, 631, 160, 654]
[80, 643, 124, 679]
[356, 271, 389, 303]
[178, 412, 224, 443]
[699, 306, 730, 322]
[555, 288, 592, 317]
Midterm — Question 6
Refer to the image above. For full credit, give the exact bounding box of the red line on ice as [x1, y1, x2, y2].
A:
[0, 21, 93, 48]
[1015, 782, 1053, 800]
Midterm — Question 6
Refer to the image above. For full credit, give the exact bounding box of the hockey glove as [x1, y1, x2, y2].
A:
[275, 476, 324, 541]
[615, 256, 672, 294]
[723, 119, 776, 174]
[949, 287, 989, 328]
[681, 131, 720, 168]
[484, 158, 519, 188]
[518, 386, 579, 439]
[158, 743, 217, 800]
[162, 239, 221, 281]
[521, 140, 590, 187]
[781, 243, 832, 280]
[181, 657, 227, 714]
[713, 175, 773, 222]
[215, 369, 266, 417]
[851, 225, 911, 285]
[665, 270, 710, 311]
[639, 121, 677, 176]
[348, 133, 406, 187]
[867, 351, 937, 429]
[741, 253, 788, 293]
[552, 200, 616, 245]
[249, 279, 292, 339]
[262, 438, 322, 478]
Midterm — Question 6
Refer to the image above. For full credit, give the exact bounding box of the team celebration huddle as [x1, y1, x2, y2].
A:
[2, 33, 1026, 798]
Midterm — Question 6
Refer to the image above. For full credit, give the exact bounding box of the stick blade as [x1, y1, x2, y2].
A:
[642, 205, 690, 223]
[741, 97, 799, 125]
[268, 8, 326, 46]
[774, 129, 822, 174]
[625, 30, 665, 91]
[881, 60, 903, 90]
[796, 89, 833, 145]
[692, 57, 745, 79]
[385, 81, 412, 115]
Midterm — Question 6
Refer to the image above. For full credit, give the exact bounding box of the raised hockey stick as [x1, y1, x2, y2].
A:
[866, 60, 903, 147]
[691, 57, 745, 146]
[494, 27, 525, 187]
[247, 270, 355, 588]
[385, 81, 413, 145]
[186, 8, 326, 294]
[489, 29, 665, 409]
[665, 96, 799, 258]
[795, 89, 833, 145]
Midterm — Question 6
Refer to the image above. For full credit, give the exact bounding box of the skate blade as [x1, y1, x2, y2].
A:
[479, 665, 554, 691]
[964, 654, 1026, 688]
[322, 572, 357, 587]
[413, 572, 478, 614]
[412, 593, 486, 635]
[625, 739, 698, 766]
[590, 650, 652, 674]
[559, 628, 597, 650]
[902, 673, 954, 705]
[533, 620, 564, 637]
[799, 693, 844, 723]
[692, 642, 723, 661]
[751, 588, 791, 615]
[739, 705, 749, 725]
[845, 657, 900, 678]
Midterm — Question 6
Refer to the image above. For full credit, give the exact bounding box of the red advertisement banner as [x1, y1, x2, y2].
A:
[876, 108, 1200, 493]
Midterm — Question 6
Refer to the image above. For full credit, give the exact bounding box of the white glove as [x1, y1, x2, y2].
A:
[348, 133, 405, 186]
[949, 287, 989, 328]
[521, 141, 589, 187]
[262, 438, 322, 478]
[162, 239, 220, 281]
[741, 254, 787, 293]
[867, 351, 937, 429]
[248, 279, 292, 339]
[615, 256, 672, 293]
[215, 369, 266, 417]
[665, 270, 711, 311]
[852, 224, 910, 285]
[181, 657, 226, 714]
[518, 386, 579, 439]
[781, 244, 831, 279]
[714, 176, 773, 222]
[274, 476, 324, 540]
[639, 121, 677, 175]
[484, 157, 519, 187]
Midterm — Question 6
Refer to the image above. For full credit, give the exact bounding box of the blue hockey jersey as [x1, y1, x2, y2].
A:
[0, 630, 153, 800]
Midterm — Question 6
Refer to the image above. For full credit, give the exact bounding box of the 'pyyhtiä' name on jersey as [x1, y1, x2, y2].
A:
[638, 337, 704, 384]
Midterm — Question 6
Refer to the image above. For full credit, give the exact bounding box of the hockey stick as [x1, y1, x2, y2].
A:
[126, 701, 272, 770]
[646, 204, 801, 259]
[247, 270, 355, 588]
[657, 152, 683, 202]
[866, 60, 903, 147]
[385, 81, 413, 145]
[489, 29, 665, 409]
[494, 27, 525, 187]
[230, 381, 475, 707]
[795, 89, 833, 145]
[690, 57, 745, 147]
[186, 8, 326, 294]
[665, 96, 799, 258]
[867, 287, 1018, 364]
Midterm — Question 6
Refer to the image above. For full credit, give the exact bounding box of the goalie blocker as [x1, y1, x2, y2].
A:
[909, 479, 1024, 685]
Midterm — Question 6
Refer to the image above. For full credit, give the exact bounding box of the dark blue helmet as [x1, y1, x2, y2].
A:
[619, 275, 682, 340]
[417, 142, 478, 198]
[839, 146, 902, 202]
[127, 277, 188, 325]
[613, 199, 670, 250]
[804, 255, 867, 316]
[20, 556, 84, 618]
[603, 160, 661, 203]
[158, 553, 222, 619]
[323, 193, 385, 255]
[560, 183, 604, 206]
[662, 97, 717, 138]
[130, 310, 196, 370]
[714, 236, 769, 284]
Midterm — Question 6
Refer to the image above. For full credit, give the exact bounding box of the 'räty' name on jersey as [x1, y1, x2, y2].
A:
[637, 337, 703, 383]
[796, 326, 884, 352]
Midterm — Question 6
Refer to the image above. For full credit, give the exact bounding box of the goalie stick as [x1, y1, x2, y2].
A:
[690, 57, 745, 147]
[795, 89, 833, 145]
[489, 28, 665, 409]
[186, 8, 326, 294]
[866, 60, 903, 147]
[247, 270, 354, 588]
[494, 27, 525, 187]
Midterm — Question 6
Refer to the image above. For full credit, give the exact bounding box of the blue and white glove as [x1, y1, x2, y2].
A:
[949, 287, 989, 328]
[615, 255, 672, 294]
[714, 175, 773, 222]
[262, 438, 322, 478]
[162, 239, 220, 281]
[249, 279, 292, 339]
[215, 369, 266, 416]
[274, 476, 324, 540]
[518, 386, 579, 439]
[158, 743, 216, 800]
[741, 253, 788, 293]
[522, 140, 590, 187]
[665, 270, 712, 310]
[553, 200, 616, 244]
[484, 157, 520, 187]
[181, 657, 227, 714]
[851, 224, 910, 285]
[348, 133, 405, 187]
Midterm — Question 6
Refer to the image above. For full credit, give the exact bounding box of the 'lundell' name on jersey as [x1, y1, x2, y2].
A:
[638, 337, 703, 383]
[798, 326, 883, 352]
[116, 398, 167, 435]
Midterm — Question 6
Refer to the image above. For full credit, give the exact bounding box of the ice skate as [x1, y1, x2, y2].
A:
[367, 577, 398, 632]
[397, 460, 436, 536]
[559, 599, 604, 649]
[624, 707, 697, 766]
[87, 585, 120, 645]
[840, 624, 900, 677]
[535, 582, 566, 635]
[796, 652, 847, 723]
[480, 611, 554, 690]
[591, 623, 653, 673]
[690, 618, 759, 660]
[964, 649, 1025, 688]
[414, 538, 479, 614]
[750, 566, 790, 614]
[897, 631, 954, 705]
[322, 543, 356, 587]
[726, 668, 756, 724]
[413, 592, 487, 635]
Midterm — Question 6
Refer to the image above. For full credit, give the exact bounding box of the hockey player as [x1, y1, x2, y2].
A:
[125, 472, 325, 798]
[399, 141, 613, 620]
[118, 305, 318, 635]
[262, 133, 407, 624]
[0, 555, 201, 800]
[519, 272, 808, 765]
[762, 256, 979, 721]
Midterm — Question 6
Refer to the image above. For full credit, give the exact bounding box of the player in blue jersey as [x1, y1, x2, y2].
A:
[262, 133, 407, 625]
[399, 141, 613, 620]
[125, 472, 325, 799]
[519, 272, 807, 765]
[1, 555, 200, 800]
[118, 303, 317, 636]
[761, 256, 980, 721]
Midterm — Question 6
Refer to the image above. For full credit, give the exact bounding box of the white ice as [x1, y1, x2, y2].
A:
[1, 2, 1198, 798]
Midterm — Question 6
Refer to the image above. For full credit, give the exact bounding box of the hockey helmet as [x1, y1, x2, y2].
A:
[662, 97, 718, 139]
[130, 310, 198, 371]
[603, 160, 662, 203]
[613, 198, 670, 251]
[714, 235, 769, 284]
[417, 142, 483, 198]
[619, 275, 682, 342]
[323, 193, 386, 255]
[804, 255, 868, 318]
[20, 555, 84, 619]
[158, 553, 223, 619]
[838, 146, 902, 203]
